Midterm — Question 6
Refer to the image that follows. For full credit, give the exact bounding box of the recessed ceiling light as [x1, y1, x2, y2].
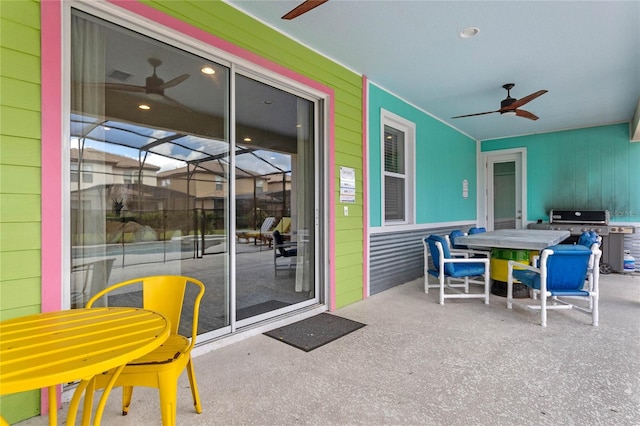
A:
[138, 104, 151, 110]
[201, 66, 216, 75]
[264, 100, 273, 105]
[244, 137, 252, 142]
[459, 27, 480, 38]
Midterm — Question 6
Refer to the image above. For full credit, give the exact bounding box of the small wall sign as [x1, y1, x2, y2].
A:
[340, 166, 356, 203]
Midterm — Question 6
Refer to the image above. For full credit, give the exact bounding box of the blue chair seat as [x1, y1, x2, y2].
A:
[513, 268, 590, 297]
[427, 263, 487, 279]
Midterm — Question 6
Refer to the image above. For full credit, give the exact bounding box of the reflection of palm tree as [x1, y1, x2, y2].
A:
[113, 198, 124, 216]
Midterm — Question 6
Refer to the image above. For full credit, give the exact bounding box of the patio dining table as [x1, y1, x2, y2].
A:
[454, 229, 570, 296]
[0, 307, 170, 426]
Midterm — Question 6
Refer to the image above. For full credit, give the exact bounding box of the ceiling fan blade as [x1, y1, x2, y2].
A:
[103, 83, 146, 93]
[162, 94, 192, 112]
[508, 90, 547, 110]
[515, 109, 539, 120]
[451, 110, 499, 119]
[282, 0, 328, 20]
[160, 74, 190, 90]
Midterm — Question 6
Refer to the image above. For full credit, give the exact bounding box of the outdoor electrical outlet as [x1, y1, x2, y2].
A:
[344, 206, 349, 216]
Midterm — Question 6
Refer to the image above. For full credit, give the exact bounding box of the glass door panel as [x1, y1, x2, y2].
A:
[70, 10, 230, 335]
[234, 74, 316, 325]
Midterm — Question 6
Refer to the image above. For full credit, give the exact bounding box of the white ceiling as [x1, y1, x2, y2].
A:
[226, 0, 640, 141]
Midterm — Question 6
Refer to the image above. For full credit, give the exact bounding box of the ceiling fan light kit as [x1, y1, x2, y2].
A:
[452, 83, 548, 121]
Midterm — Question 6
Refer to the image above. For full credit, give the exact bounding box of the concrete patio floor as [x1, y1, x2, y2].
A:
[16, 272, 640, 425]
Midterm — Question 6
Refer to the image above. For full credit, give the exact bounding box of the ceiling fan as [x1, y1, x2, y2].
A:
[452, 83, 548, 121]
[282, 0, 328, 20]
[105, 58, 191, 110]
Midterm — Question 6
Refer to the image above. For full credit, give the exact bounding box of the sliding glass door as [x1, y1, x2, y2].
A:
[234, 74, 316, 326]
[68, 8, 319, 338]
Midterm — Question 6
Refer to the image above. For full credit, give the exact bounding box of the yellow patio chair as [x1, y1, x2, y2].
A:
[262, 217, 291, 247]
[86, 275, 205, 426]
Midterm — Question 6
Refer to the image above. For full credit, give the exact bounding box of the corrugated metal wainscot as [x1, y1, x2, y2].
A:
[369, 225, 474, 295]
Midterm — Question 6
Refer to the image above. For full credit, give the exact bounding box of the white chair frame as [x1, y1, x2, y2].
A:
[423, 239, 490, 305]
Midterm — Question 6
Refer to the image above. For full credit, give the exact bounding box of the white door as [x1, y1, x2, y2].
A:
[482, 149, 526, 230]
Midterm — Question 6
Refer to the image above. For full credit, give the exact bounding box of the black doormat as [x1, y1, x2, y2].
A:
[264, 313, 366, 352]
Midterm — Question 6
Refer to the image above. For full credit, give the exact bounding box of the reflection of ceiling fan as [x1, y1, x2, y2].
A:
[282, 0, 328, 20]
[105, 58, 191, 110]
[452, 83, 548, 121]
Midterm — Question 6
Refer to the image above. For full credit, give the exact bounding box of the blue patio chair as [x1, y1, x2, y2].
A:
[507, 244, 601, 326]
[447, 230, 468, 249]
[468, 226, 486, 234]
[273, 229, 297, 274]
[445, 229, 489, 259]
[423, 235, 490, 305]
[577, 230, 602, 308]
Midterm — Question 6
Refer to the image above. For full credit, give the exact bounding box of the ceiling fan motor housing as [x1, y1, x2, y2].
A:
[145, 74, 164, 96]
[501, 96, 516, 109]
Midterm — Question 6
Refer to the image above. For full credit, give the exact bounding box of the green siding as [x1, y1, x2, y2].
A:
[368, 84, 477, 226]
[141, 1, 364, 308]
[482, 123, 640, 222]
[0, 0, 42, 422]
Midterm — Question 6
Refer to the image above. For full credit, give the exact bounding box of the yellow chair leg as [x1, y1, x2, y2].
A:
[122, 386, 134, 416]
[186, 358, 202, 413]
[158, 372, 178, 426]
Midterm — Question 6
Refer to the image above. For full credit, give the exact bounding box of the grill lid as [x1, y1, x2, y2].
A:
[549, 209, 609, 224]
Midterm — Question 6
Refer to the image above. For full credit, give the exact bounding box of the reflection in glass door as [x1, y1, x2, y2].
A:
[234, 74, 316, 326]
[68, 8, 318, 340]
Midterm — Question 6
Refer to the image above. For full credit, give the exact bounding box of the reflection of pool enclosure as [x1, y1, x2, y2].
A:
[70, 114, 294, 260]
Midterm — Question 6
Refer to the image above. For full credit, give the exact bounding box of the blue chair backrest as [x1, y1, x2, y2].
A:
[449, 230, 467, 249]
[468, 227, 486, 234]
[578, 231, 599, 248]
[426, 235, 455, 276]
[545, 244, 591, 291]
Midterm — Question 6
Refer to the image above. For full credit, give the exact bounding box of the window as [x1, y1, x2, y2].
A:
[71, 163, 79, 182]
[381, 109, 415, 225]
[123, 170, 141, 184]
[71, 163, 93, 183]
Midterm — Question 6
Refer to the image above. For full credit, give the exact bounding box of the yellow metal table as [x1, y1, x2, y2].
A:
[0, 307, 170, 425]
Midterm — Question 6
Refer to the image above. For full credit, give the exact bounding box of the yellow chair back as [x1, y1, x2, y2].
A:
[86, 275, 205, 425]
[274, 217, 291, 233]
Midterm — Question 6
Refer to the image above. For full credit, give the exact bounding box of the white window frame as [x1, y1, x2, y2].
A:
[381, 109, 415, 225]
